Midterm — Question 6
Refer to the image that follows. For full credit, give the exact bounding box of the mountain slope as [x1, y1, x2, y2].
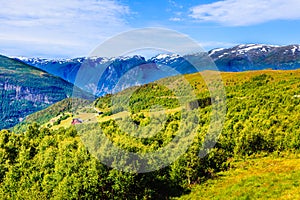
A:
[208, 44, 300, 71]
[6, 68, 300, 199]
[13, 44, 300, 97]
[0, 55, 76, 129]
[178, 156, 300, 200]
[16, 44, 300, 74]
[14, 54, 208, 96]
[15, 56, 149, 96]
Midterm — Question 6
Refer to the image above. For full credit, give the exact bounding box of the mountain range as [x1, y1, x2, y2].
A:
[2, 43, 300, 129]
[208, 44, 300, 71]
[13, 44, 300, 96]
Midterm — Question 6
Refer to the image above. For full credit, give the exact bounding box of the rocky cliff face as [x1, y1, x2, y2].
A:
[0, 55, 74, 129]
[2, 82, 60, 103]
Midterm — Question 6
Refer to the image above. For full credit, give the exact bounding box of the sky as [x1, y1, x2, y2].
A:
[1, 0, 300, 58]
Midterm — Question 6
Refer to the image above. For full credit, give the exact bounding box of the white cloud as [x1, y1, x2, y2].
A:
[168, 0, 183, 9]
[190, 0, 300, 26]
[0, 0, 130, 58]
[169, 17, 182, 22]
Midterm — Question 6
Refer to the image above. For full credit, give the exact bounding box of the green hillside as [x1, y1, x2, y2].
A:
[0, 55, 93, 129]
[2, 69, 300, 199]
[12, 98, 93, 133]
[178, 154, 300, 200]
[0, 55, 83, 129]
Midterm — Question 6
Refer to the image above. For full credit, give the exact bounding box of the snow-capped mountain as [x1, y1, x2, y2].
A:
[13, 56, 116, 84]
[208, 44, 279, 58]
[13, 54, 201, 96]
[14, 55, 160, 96]
[13, 44, 300, 96]
[208, 44, 300, 71]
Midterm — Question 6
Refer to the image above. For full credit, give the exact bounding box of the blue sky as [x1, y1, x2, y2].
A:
[1, 0, 300, 58]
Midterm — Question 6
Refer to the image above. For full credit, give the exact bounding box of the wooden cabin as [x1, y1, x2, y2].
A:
[71, 118, 83, 125]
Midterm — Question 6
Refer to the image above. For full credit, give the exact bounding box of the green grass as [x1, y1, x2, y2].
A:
[177, 154, 300, 200]
[44, 106, 183, 130]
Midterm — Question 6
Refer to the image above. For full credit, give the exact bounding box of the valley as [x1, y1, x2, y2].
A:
[2, 68, 300, 199]
[1, 44, 300, 199]
[2, 0, 299, 198]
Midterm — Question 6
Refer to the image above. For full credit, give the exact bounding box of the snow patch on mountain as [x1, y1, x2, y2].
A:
[208, 44, 282, 59]
[208, 48, 225, 56]
[291, 45, 300, 55]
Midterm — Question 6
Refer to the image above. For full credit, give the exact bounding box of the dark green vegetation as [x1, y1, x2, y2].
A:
[0, 55, 76, 129]
[1, 69, 300, 199]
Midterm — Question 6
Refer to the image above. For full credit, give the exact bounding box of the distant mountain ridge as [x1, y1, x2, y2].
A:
[2, 44, 300, 127]
[14, 44, 300, 71]
[11, 44, 300, 96]
[208, 44, 300, 71]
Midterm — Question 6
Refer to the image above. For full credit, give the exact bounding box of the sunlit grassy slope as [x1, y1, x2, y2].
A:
[177, 154, 300, 200]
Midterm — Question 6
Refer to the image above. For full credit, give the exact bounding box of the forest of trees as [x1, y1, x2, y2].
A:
[1, 70, 300, 199]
